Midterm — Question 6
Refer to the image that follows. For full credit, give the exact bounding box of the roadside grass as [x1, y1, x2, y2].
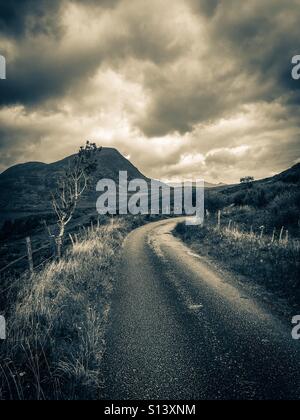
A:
[175, 222, 300, 306]
[0, 220, 128, 400]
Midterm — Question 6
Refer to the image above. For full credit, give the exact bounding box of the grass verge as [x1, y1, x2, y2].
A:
[175, 222, 300, 307]
[0, 220, 128, 400]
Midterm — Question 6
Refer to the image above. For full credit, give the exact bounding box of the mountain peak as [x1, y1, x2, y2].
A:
[0, 148, 148, 213]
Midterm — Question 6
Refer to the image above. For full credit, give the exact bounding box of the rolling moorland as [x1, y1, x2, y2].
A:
[0, 147, 148, 217]
[205, 162, 300, 237]
[0, 147, 217, 275]
[0, 150, 299, 278]
[0, 148, 150, 276]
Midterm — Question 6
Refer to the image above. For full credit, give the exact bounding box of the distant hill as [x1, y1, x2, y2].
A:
[1, 147, 299, 233]
[205, 162, 300, 235]
[264, 162, 300, 185]
[0, 148, 149, 214]
[213, 163, 300, 195]
[168, 181, 226, 189]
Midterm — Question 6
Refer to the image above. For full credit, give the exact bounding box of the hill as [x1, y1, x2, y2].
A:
[205, 163, 300, 236]
[168, 181, 227, 189]
[0, 148, 299, 237]
[0, 148, 148, 216]
[266, 162, 300, 184]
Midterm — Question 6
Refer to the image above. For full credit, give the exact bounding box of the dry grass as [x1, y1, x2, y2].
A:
[0, 220, 127, 400]
[175, 222, 300, 306]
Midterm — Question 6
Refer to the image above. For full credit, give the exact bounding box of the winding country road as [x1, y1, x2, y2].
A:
[102, 218, 300, 400]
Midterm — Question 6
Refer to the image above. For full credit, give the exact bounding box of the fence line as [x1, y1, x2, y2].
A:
[0, 220, 102, 277]
[34, 254, 55, 271]
[26, 237, 34, 275]
[0, 254, 28, 274]
[0, 241, 53, 275]
[211, 209, 298, 248]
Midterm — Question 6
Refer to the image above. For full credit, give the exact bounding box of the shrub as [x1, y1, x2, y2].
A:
[205, 191, 228, 213]
[269, 192, 300, 228]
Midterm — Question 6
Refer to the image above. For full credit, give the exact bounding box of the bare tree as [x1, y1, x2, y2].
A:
[240, 176, 255, 184]
[48, 141, 101, 258]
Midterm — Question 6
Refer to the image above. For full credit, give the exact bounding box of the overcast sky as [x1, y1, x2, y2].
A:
[0, 0, 300, 183]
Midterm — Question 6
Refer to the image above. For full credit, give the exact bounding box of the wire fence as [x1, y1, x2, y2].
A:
[0, 218, 106, 279]
[0, 240, 55, 276]
[209, 209, 300, 250]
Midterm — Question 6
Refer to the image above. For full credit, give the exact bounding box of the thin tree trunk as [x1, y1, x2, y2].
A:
[56, 224, 65, 259]
[56, 237, 62, 259]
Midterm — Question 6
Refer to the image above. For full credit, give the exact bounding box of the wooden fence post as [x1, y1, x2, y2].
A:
[271, 228, 276, 243]
[279, 226, 284, 242]
[56, 237, 62, 260]
[217, 210, 221, 229]
[26, 237, 34, 276]
[260, 226, 265, 239]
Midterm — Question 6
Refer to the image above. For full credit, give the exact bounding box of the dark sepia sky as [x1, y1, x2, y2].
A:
[0, 0, 300, 183]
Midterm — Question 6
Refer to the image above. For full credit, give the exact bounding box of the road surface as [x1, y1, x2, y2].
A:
[102, 218, 300, 400]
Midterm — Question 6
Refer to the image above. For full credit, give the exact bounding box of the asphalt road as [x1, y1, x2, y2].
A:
[102, 218, 300, 400]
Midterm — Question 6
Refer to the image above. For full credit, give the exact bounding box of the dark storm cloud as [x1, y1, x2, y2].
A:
[0, 110, 45, 169]
[0, 44, 104, 106]
[0, 0, 121, 38]
[138, 79, 227, 136]
[189, 0, 220, 17]
[209, 0, 300, 94]
[0, 0, 300, 182]
[0, 0, 186, 107]
[135, 0, 300, 136]
[79, 0, 121, 9]
[1, 0, 299, 122]
[0, 0, 62, 38]
[0, 0, 114, 106]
